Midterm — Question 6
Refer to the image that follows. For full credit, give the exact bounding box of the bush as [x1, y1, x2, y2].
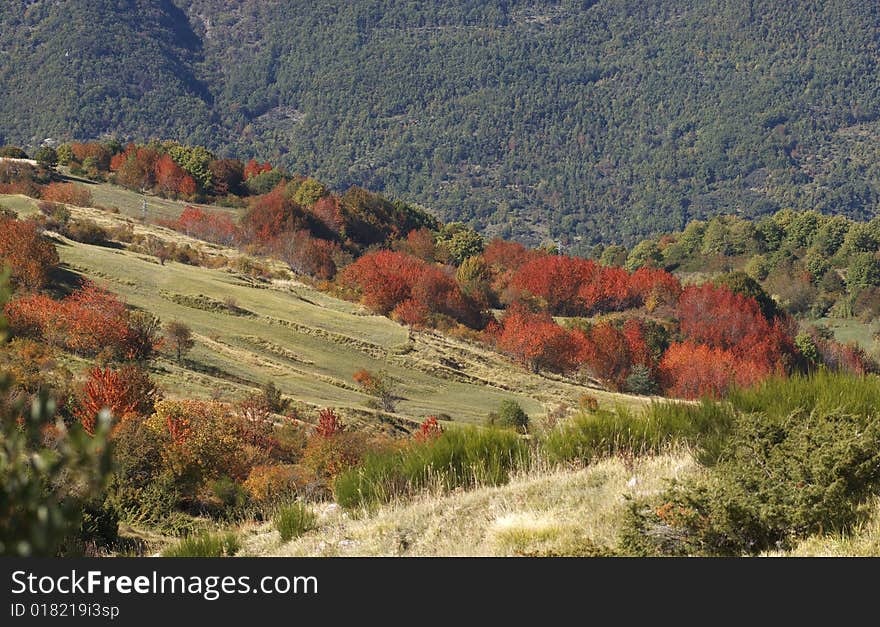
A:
[621, 373, 880, 556]
[65, 219, 108, 244]
[41, 182, 92, 206]
[274, 502, 317, 542]
[488, 399, 530, 433]
[244, 464, 299, 503]
[162, 531, 240, 557]
[334, 427, 529, 509]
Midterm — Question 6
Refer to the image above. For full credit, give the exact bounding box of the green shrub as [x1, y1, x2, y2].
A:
[162, 531, 240, 557]
[622, 373, 880, 556]
[0, 390, 113, 556]
[624, 364, 659, 395]
[334, 427, 529, 509]
[274, 502, 317, 543]
[540, 400, 733, 466]
[488, 399, 529, 433]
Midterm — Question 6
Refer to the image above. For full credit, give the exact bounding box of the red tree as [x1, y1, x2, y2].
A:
[496, 305, 585, 373]
[342, 250, 480, 326]
[0, 217, 59, 291]
[244, 159, 272, 180]
[74, 367, 140, 434]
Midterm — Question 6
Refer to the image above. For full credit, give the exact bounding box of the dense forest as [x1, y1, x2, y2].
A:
[3, 1, 880, 248]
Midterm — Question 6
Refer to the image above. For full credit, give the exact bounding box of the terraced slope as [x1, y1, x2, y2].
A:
[2, 193, 648, 428]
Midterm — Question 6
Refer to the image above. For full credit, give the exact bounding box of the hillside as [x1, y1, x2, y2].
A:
[4, 1, 880, 246]
[2, 189, 645, 428]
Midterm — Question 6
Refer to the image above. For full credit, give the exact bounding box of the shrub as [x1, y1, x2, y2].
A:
[352, 370, 396, 411]
[334, 427, 529, 508]
[0, 216, 60, 291]
[64, 220, 108, 245]
[41, 182, 92, 206]
[623, 409, 880, 556]
[489, 399, 530, 433]
[621, 373, 880, 556]
[162, 532, 240, 557]
[274, 502, 317, 542]
[0, 377, 113, 556]
[244, 465, 299, 503]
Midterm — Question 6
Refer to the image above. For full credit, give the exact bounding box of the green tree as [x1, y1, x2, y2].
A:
[291, 177, 327, 206]
[847, 253, 880, 291]
[625, 239, 662, 271]
[438, 223, 484, 266]
[490, 399, 529, 433]
[715, 271, 780, 320]
[35, 146, 58, 169]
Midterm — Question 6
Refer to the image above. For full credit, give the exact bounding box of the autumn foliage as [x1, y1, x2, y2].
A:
[659, 283, 796, 398]
[315, 408, 342, 438]
[0, 216, 59, 291]
[40, 182, 92, 206]
[494, 306, 584, 373]
[5, 282, 158, 359]
[343, 250, 481, 327]
[168, 206, 239, 246]
[74, 366, 159, 434]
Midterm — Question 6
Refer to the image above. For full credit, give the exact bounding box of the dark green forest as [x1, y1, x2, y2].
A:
[3, 0, 880, 248]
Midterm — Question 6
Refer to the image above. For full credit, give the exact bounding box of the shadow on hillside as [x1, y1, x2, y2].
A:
[47, 264, 86, 298]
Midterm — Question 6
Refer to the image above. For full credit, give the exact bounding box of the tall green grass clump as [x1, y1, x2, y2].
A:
[162, 531, 240, 557]
[334, 427, 529, 509]
[728, 370, 880, 422]
[540, 400, 734, 466]
[274, 502, 317, 543]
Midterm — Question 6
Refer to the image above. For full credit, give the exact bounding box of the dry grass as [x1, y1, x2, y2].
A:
[240, 452, 697, 557]
[769, 498, 880, 557]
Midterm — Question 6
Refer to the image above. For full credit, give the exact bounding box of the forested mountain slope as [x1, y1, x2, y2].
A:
[4, 1, 880, 247]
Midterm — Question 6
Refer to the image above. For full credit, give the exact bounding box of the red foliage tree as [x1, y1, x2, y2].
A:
[342, 250, 480, 327]
[112, 145, 160, 191]
[172, 206, 239, 246]
[510, 255, 592, 315]
[5, 281, 154, 360]
[495, 305, 585, 373]
[240, 188, 310, 246]
[272, 230, 339, 280]
[310, 195, 344, 234]
[155, 154, 188, 197]
[70, 143, 111, 171]
[244, 159, 272, 180]
[628, 266, 682, 310]
[209, 158, 244, 196]
[678, 284, 772, 351]
[659, 342, 773, 399]
[0, 216, 59, 291]
[74, 367, 141, 434]
[575, 320, 653, 389]
[398, 228, 437, 261]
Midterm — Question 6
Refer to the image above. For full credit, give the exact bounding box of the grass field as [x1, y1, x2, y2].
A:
[810, 316, 878, 351]
[3, 188, 648, 428]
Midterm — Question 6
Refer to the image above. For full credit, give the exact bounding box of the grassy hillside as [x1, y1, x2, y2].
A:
[5, 2, 880, 246]
[241, 452, 697, 557]
[1, 191, 646, 427]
